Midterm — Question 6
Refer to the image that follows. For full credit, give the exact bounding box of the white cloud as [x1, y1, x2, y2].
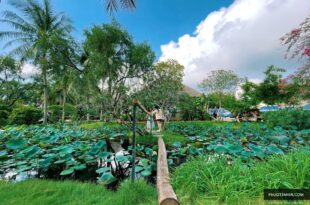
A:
[21, 63, 39, 79]
[160, 0, 310, 90]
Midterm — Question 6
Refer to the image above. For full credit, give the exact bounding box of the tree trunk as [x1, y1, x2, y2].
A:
[43, 68, 48, 124]
[62, 89, 67, 123]
[100, 104, 103, 121]
[86, 99, 90, 121]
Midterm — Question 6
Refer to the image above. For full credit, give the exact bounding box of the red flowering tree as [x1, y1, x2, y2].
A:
[281, 16, 310, 100]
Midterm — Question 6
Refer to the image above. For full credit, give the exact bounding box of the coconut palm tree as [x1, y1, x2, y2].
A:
[106, 0, 136, 14]
[0, 0, 73, 123]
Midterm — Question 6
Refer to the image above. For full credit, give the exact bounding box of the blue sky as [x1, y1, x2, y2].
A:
[51, 0, 234, 58]
[0, 0, 233, 58]
[0, 0, 309, 88]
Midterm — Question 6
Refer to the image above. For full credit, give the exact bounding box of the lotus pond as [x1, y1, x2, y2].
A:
[0, 122, 309, 200]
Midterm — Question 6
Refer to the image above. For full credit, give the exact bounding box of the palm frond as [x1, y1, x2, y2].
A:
[0, 31, 31, 40]
[0, 19, 36, 34]
[120, 0, 136, 9]
[2, 10, 36, 31]
[3, 37, 33, 49]
[106, 0, 136, 14]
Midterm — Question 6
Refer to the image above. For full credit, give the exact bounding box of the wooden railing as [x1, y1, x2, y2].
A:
[157, 136, 180, 205]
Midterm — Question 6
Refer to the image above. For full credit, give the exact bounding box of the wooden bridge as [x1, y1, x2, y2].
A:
[131, 100, 180, 205]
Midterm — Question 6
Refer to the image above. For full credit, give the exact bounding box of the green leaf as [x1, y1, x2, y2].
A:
[134, 166, 144, 173]
[79, 144, 90, 151]
[74, 164, 86, 171]
[98, 151, 111, 158]
[214, 145, 227, 154]
[227, 144, 243, 154]
[0, 150, 8, 158]
[172, 141, 181, 148]
[145, 148, 153, 156]
[267, 144, 284, 155]
[141, 170, 152, 177]
[17, 165, 32, 173]
[115, 155, 128, 162]
[179, 147, 188, 155]
[89, 140, 106, 156]
[97, 173, 117, 185]
[23, 146, 41, 159]
[58, 146, 74, 155]
[140, 158, 149, 167]
[96, 167, 110, 174]
[249, 143, 265, 158]
[6, 138, 27, 150]
[38, 158, 53, 168]
[268, 135, 290, 145]
[60, 168, 74, 175]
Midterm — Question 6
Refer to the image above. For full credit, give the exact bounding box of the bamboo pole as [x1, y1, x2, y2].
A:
[157, 137, 180, 205]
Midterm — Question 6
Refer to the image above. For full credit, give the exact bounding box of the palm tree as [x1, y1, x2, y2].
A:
[0, 0, 73, 123]
[106, 0, 136, 14]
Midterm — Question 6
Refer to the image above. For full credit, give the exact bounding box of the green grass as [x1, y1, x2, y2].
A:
[171, 149, 310, 205]
[78, 121, 121, 130]
[135, 130, 187, 147]
[0, 179, 157, 205]
[168, 120, 262, 129]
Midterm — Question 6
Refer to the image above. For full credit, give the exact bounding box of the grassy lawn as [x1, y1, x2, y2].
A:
[0, 179, 157, 205]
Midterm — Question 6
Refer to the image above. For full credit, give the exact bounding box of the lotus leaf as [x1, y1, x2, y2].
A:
[60, 168, 74, 175]
[267, 144, 284, 154]
[97, 173, 117, 184]
[96, 167, 110, 174]
[6, 138, 27, 150]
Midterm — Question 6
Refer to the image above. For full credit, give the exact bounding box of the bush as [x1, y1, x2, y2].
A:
[262, 109, 310, 130]
[9, 106, 42, 125]
[49, 104, 78, 122]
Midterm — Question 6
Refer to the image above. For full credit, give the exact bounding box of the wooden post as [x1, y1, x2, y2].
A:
[157, 137, 180, 205]
[131, 104, 137, 183]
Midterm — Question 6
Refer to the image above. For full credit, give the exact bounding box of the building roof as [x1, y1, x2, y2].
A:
[182, 84, 202, 97]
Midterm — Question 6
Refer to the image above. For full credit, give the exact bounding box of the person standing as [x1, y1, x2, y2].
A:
[151, 105, 165, 132]
[146, 109, 155, 132]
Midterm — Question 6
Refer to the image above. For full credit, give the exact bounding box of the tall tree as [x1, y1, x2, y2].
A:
[281, 16, 310, 100]
[199, 69, 242, 118]
[256, 65, 286, 105]
[0, 0, 73, 123]
[0, 55, 22, 107]
[84, 22, 155, 120]
[135, 59, 184, 112]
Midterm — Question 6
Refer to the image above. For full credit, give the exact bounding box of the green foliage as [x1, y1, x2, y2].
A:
[134, 59, 184, 111]
[263, 109, 310, 130]
[83, 21, 155, 119]
[172, 149, 310, 204]
[256, 65, 286, 104]
[8, 106, 42, 125]
[0, 179, 156, 205]
[49, 104, 78, 122]
[199, 69, 242, 94]
[113, 180, 157, 205]
[0, 109, 9, 126]
[166, 122, 309, 162]
[1, 0, 74, 123]
[240, 78, 260, 107]
[206, 93, 247, 116]
[178, 94, 210, 121]
[0, 124, 158, 184]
